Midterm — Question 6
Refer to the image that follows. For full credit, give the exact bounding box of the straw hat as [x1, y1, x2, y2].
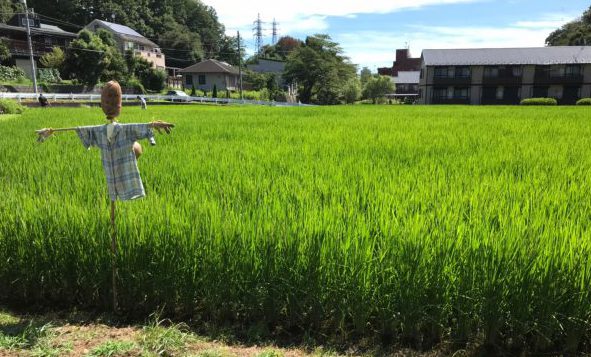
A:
[101, 81, 122, 119]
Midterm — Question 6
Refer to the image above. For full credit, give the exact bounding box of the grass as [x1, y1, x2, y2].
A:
[0, 105, 591, 354]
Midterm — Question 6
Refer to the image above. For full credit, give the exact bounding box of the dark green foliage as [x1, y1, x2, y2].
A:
[124, 51, 165, 92]
[39, 47, 65, 69]
[212, 84, 217, 98]
[0, 40, 10, 63]
[0, 0, 15, 22]
[190, 85, 196, 96]
[284, 34, 357, 104]
[546, 6, 591, 45]
[0, 99, 25, 114]
[63, 30, 127, 87]
[27, 0, 240, 69]
[520, 98, 558, 106]
[0, 66, 26, 81]
[362, 75, 395, 104]
[37, 68, 61, 83]
[576, 98, 591, 105]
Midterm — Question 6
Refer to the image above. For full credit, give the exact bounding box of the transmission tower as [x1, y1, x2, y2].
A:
[253, 13, 264, 55]
[272, 18, 279, 45]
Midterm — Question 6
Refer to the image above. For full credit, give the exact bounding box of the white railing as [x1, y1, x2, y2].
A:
[0, 92, 311, 107]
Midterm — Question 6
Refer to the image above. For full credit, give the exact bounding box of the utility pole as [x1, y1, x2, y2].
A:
[20, 0, 38, 94]
[253, 13, 264, 56]
[272, 18, 279, 45]
[237, 31, 243, 100]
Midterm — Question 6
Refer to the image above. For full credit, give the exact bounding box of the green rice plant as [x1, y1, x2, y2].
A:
[1, 105, 591, 353]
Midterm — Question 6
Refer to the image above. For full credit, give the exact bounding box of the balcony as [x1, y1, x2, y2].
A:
[432, 96, 470, 104]
[534, 72, 584, 85]
[433, 75, 472, 85]
[482, 75, 522, 85]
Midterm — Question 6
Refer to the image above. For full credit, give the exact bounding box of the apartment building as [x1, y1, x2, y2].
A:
[418, 47, 591, 105]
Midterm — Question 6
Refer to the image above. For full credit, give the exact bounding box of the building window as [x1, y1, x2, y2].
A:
[496, 86, 504, 100]
[126, 42, 134, 50]
[484, 67, 499, 78]
[533, 86, 549, 98]
[512, 66, 522, 77]
[455, 66, 470, 78]
[433, 87, 448, 99]
[434, 67, 451, 78]
[454, 87, 469, 99]
[565, 65, 581, 77]
[185, 75, 193, 85]
[198, 75, 206, 85]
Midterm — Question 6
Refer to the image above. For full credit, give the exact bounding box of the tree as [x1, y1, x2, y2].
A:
[0, 0, 15, 22]
[63, 30, 127, 87]
[212, 84, 217, 98]
[362, 75, 395, 104]
[125, 51, 166, 91]
[284, 34, 356, 104]
[40, 47, 65, 69]
[0, 40, 10, 63]
[342, 78, 361, 104]
[360, 67, 372, 86]
[546, 6, 591, 45]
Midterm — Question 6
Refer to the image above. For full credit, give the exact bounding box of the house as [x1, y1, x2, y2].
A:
[386, 71, 420, 101]
[180, 59, 239, 91]
[247, 58, 285, 86]
[419, 47, 591, 105]
[378, 49, 421, 77]
[85, 19, 165, 69]
[0, 13, 77, 77]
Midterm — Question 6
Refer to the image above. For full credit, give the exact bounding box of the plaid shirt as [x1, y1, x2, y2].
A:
[76, 123, 154, 201]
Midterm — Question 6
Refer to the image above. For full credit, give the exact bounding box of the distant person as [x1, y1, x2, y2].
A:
[137, 95, 147, 110]
[38, 93, 50, 108]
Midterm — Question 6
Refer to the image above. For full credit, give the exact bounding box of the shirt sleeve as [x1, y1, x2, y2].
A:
[75, 125, 101, 149]
[124, 123, 155, 143]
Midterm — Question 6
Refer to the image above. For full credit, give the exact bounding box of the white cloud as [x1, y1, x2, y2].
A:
[335, 13, 579, 71]
[202, 0, 481, 34]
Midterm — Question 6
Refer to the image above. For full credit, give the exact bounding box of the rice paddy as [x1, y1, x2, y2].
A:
[1, 104, 590, 353]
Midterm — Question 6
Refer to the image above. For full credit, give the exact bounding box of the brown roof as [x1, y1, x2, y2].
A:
[180, 59, 239, 75]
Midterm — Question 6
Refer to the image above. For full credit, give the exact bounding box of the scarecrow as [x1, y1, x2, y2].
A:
[35, 81, 174, 309]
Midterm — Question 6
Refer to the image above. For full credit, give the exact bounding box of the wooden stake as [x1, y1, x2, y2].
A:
[110, 200, 118, 312]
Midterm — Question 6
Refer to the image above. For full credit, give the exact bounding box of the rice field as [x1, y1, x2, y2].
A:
[1, 104, 591, 353]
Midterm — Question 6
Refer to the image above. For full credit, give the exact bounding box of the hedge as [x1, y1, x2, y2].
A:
[576, 98, 591, 105]
[520, 98, 558, 106]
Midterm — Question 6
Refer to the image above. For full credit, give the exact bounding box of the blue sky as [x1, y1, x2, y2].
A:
[201, 0, 589, 70]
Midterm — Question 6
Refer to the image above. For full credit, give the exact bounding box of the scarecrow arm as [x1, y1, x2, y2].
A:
[150, 120, 174, 134]
[35, 127, 77, 142]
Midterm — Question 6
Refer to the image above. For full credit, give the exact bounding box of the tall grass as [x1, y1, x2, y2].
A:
[1, 105, 591, 353]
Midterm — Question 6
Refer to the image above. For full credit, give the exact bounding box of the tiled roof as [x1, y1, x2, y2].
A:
[422, 47, 591, 66]
[180, 59, 239, 75]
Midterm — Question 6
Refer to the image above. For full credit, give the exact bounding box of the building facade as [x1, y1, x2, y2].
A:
[378, 49, 421, 76]
[180, 59, 239, 91]
[419, 47, 591, 105]
[85, 20, 165, 69]
[0, 13, 77, 78]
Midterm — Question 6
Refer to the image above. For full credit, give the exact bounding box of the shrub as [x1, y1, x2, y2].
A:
[190, 85, 196, 96]
[576, 98, 591, 105]
[37, 68, 61, 83]
[520, 97, 557, 106]
[121, 77, 146, 94]
[0, 99, 25, 114]
[212, 84, 218, 98]
[0, 65, 26, 82]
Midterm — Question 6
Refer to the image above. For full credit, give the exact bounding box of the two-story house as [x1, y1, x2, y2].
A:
[0, 13, 77, 78]
[419, 47, 591, 105]
[85, 19, 165, 70]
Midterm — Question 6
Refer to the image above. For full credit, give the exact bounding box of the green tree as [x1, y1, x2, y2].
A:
[0, 0, 15, 22]
[0, 40, 10, 63]
[63, 30, 127, 87]
[362, 75, 395, 104]
[125, 51, 166, 91]
[40, 47, 65, 69]
[212, 84, 217, 98]
[342, 78, 361, 104]
[360, 67, 372, 86]
[284, 34, 356, 104]
[546, 6, 591, 45]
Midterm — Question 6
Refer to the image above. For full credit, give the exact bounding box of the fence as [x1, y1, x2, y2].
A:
[0, 92, 311, 107]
